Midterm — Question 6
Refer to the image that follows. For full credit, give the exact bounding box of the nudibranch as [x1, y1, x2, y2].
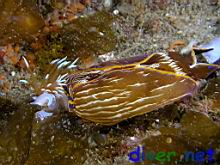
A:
[26, 45, 220, 125]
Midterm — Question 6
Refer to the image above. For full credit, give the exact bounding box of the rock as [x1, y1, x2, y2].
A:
[203, 76, 220, 111]
[141, 111, 220, 164]
[0, 97, 36, 164]
[25, 113, 89, 164]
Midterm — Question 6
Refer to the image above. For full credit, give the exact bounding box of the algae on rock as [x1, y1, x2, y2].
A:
[0, 0, 44, 44]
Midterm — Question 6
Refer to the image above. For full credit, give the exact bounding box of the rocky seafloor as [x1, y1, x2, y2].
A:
[1, 0, 220, 165]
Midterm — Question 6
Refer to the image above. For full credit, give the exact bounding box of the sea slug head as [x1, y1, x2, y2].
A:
[21, 56, 78, 112]
[31, 91, 69, 112]
[31, 91, 57, 111]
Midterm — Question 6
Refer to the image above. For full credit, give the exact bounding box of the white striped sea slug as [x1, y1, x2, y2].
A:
[27, 45, 220, 125]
